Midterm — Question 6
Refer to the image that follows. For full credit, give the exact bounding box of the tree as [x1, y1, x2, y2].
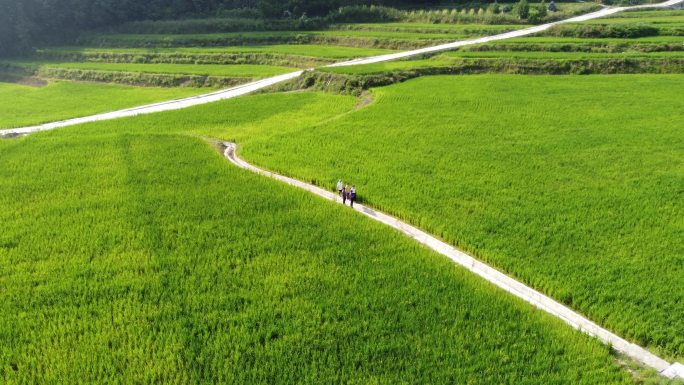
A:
[537, 0, 548, 18]
[516, 0, 529, 19]
[487, 0, 501, 15]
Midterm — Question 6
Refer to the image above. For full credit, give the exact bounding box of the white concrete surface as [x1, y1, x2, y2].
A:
[663, 363, 684, 379]
[2, 0, 682, 138]
[223, 141, 684, 379]
[327, 0, 684, 68]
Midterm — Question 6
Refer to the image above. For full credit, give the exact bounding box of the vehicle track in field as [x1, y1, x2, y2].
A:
[221, 141, 684, 380]
[1, 0, 682, 138]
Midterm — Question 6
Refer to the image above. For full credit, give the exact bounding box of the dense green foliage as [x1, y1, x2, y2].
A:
[0, 0, 606, 57]
[0, 93, 638, 384]
[0, 0, 503, 56]
[0, 81, 204, 129]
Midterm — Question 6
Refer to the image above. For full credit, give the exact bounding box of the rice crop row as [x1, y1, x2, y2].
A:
[40, 44, 396, 59]
[329, 22, 529, 35]
[14, 62, 297, 78]
[442, 50, 684, 59]
[313, 54, 684, 78]
[0, 102, 637, 384]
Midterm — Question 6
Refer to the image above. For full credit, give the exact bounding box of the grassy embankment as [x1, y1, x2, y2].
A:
[0, 92, 638, 384]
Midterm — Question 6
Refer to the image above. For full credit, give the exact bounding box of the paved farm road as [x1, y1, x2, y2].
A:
[1, 0, 682, 137]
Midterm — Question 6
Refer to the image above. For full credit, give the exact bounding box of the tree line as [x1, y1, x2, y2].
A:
[0, 0, 535, 57]
[0, 0, 256, 56]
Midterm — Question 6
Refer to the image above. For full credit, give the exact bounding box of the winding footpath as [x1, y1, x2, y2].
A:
[223, 142, 684, 380]
[3, 0, 683, 378]
[2, 0, 683, 137]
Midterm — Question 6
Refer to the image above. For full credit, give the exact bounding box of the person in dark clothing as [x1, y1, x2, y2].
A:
[350, 185, 356, 208]
[342, 183, 347, 205]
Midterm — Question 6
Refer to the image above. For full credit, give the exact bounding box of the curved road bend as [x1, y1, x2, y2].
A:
[1, 0, 682, 137]
[223, 142, 684, 380]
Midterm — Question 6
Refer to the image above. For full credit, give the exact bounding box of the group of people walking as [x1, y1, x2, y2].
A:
[337, 179, 357, 207]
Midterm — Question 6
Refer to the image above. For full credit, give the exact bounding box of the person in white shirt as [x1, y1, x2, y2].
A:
[337, 179, 344, 201]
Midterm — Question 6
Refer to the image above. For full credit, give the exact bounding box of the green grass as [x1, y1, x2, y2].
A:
[18, 62, 297, 78]
[441, 50, 684, 59]
[227, 75, 684, 361]
[0, 93, 637, 384]
[316, 50, 684, 75]
[605, 10, 684, 19]
[583, 10, 684, 25]
[502, 36, 684, 44]
[23, 75, 682, 361]
[42, 44, 396, 59]
[76, 75, 683, 361]
[0, 81, 204, 129]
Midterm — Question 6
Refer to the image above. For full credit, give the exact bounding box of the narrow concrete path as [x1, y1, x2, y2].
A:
[222, 142, 684, 380]
[2, 0, 682, 138]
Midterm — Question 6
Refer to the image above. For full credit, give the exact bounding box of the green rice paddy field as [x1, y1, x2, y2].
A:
[0, 97, 637, 384]
[2, 5, 684, 384]
[0, 81, 204, 129]
[45, 74, 683, 362]
[232, 75, 684, 361]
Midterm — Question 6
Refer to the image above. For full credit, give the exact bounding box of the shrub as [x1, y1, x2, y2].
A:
[516, 0, 530, 19]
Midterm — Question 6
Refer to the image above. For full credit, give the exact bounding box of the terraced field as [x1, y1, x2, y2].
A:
[320, 9, 684, 77]
[0, 95, 638, 385]
[41, 44, 396, 59]
[0, 81, 204, 129]
[14, 62, 297, 78]
[77, 23, 532, 50]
